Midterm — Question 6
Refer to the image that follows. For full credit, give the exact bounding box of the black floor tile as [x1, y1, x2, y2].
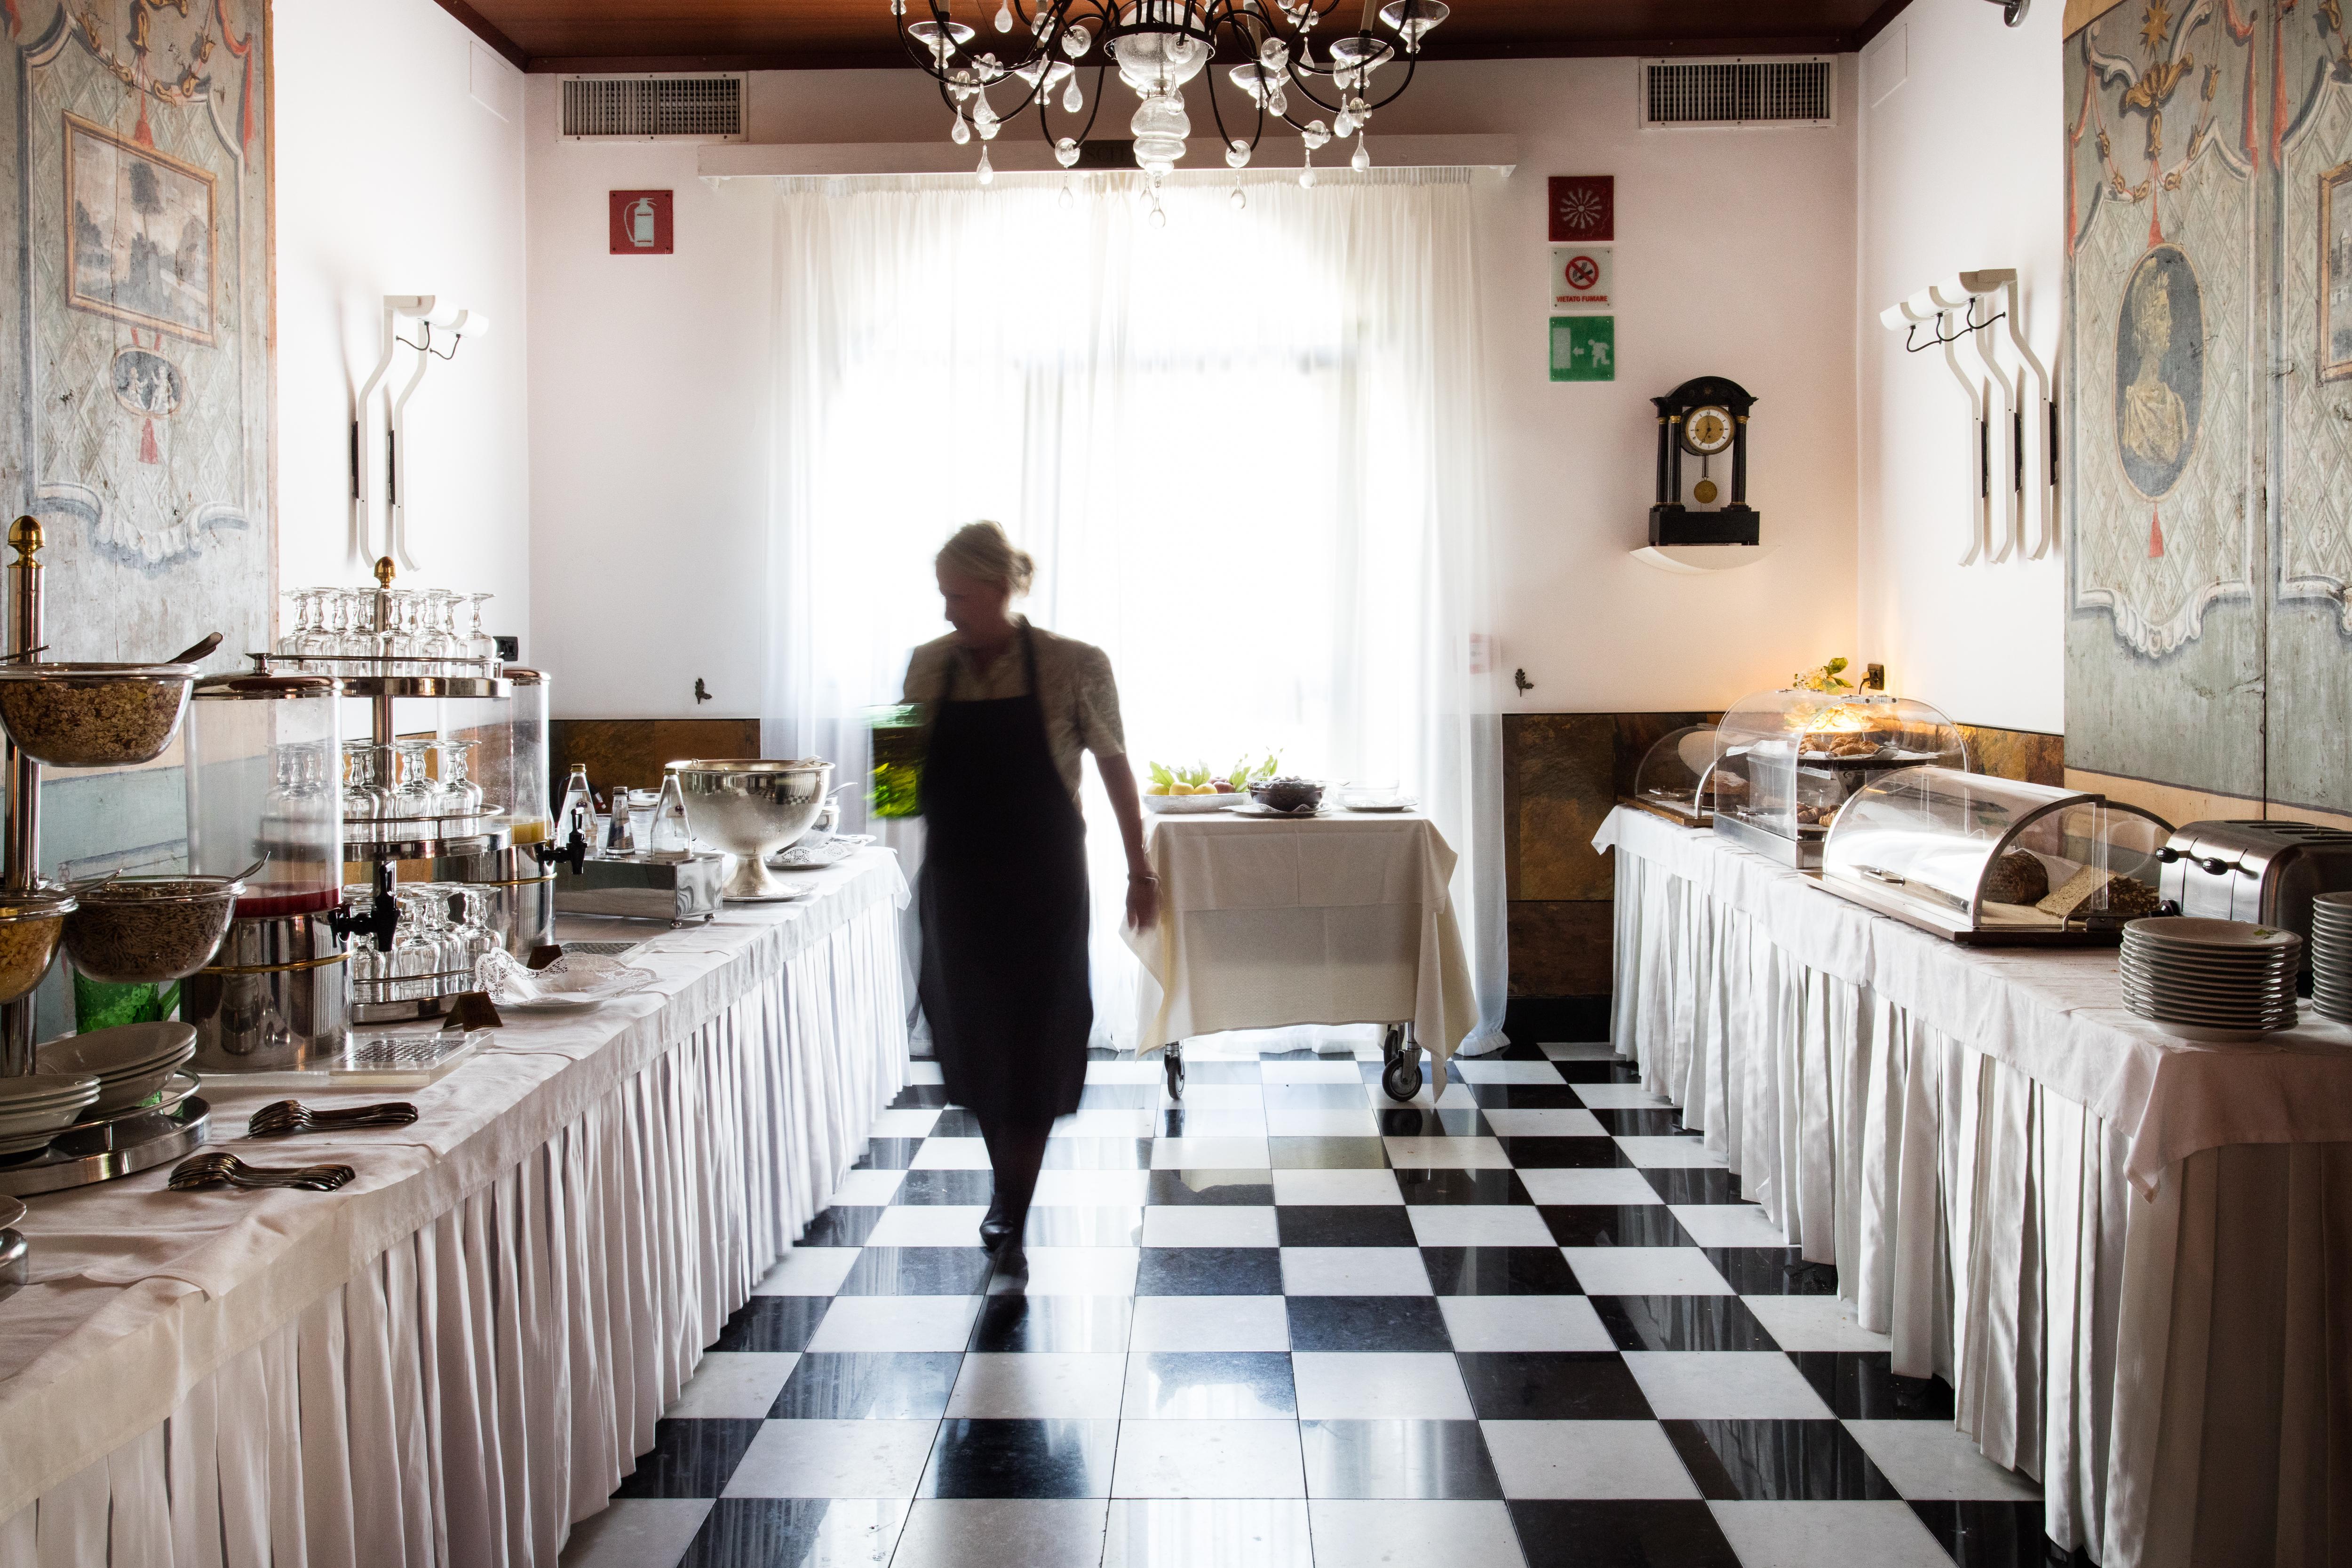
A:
[1789, 1352, 1957, 1420]
[1454, 1352, 1655, 1420]
[893, 1170, 998, 1206]
[968, 1293, 1133, 1353]
[1420, 1246, 1583, 1296]
[1662, 1418, 1901, 1501]
[1278, 1205, 1419, 1248]
[1078, 1083, 1155, 1109]
[836, 1246, 995, 1296]
[680, 1498, 906, 1568]
[1269, 1136, 1389, 1169]
[1641, 1168, 1742, 1204]
[1462, 1083, 1589, 1109]
[1508, 1500, 1743, 1568]
[1040, 1138, 1153, 1169]
[1702, 1247, 1835, 1296]
[1549, 1062, 1641, 1084]
[932, 1107, 986, 1137]
[1495, 1137, 1630, 1169]
[1590, 1294, 1780, 1352]
[1376, 1108, 1489, 1138]
[1540, 1205, 1695, 1247]
[1581, 1108, 1689, 1135]
[1910, 1500, 2085, 1567]
[919, 1418, 1119, 1498]
[891, 1084, 951, 1109]
[1123, 1351, 1296, 1418]
[712, 1296, 831, 1353]
[610, 1418, 764, 1498]
[1136, 1246, 1283, 1295]
[769, 1351, 961, 1420]
[1302, 1420, 1504, 1499]
[853, 1138, 923, 1171]
[798, 1206, 886, 1247]
[1146, 1169, 1275, 1206]
[1393, 1168, 1534, 1205]
[1286, 1295, 1454, 1352]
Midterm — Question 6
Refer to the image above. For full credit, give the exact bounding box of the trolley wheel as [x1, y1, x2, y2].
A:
[1381, 1046, 1423, 1102]
[1163, 1046, 1185, 1100]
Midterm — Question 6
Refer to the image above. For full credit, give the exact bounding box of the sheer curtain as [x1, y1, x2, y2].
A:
[763, 170, 1506, 1055]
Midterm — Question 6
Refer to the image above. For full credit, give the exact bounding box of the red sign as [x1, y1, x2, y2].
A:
[1548, 175, 1613, 242]
[609, 190, 674, 255]
[1565, 254, 1600, 290]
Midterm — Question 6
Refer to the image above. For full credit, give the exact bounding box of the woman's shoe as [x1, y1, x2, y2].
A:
[992, 1242, 1028, 1278]
[978, 1195, 1012, 1253]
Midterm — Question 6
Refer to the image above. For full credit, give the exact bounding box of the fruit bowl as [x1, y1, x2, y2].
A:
[1143, 792, 1241, 814]
[1249, 777, 1325, 814]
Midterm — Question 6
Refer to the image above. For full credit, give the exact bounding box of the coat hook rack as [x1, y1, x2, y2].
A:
[351, 295, 492, 573]
[1901, 297, 2006, 354]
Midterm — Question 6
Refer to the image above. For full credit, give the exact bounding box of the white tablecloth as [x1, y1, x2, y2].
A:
[0, 849, 911, 1564]
[1122, 811, 1478, 1077]
[1597, 808, 2351, 1568]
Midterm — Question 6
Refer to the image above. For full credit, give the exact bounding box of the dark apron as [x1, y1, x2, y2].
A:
[917, 627, 1092, 1126]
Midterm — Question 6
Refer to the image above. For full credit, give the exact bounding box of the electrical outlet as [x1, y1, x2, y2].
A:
[494, 635, 519, 661]
[1863, 662, 1886, 691]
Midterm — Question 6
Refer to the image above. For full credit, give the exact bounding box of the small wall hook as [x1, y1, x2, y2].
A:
[693, 678, 712, 704]
[1513, 669, 1534, 694]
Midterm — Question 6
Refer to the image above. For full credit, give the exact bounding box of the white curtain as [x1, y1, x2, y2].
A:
[763, 169, 1507, 1055]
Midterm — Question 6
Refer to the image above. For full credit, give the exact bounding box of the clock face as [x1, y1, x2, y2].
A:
[1682, 406, 1736, 456]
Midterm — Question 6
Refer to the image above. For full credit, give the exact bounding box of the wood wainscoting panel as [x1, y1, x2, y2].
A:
[548, 718, 763, 804]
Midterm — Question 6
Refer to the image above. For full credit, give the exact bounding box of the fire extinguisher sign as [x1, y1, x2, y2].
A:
[609, 190, 674, 255]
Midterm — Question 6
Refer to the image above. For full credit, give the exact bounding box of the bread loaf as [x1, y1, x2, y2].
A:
[1982, 850, 2050, 906]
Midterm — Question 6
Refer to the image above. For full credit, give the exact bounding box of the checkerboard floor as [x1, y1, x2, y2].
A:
[559, 1040, 2073, 1568]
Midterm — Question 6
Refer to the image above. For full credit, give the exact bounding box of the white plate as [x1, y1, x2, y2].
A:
[769, 834, 875, 869]
[1340, 802, 1417, 813]
[0, 1072, 101, 1114]
[2124, 918, 2301, 951]
[0, 1194, 22, 1230]
[1223, 801, 1324, 819]
[2137, 1017, 2294, 1044]
[481, 951, 659, 1013]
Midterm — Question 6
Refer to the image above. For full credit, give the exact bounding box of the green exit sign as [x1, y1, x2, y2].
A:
[1549, 315, 1615, 382]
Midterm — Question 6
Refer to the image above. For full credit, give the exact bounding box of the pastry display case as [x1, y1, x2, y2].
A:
[1710, 689, 1967, 868]
[1817, 767, 2173, 944]
[1622, 725, 1725, 827]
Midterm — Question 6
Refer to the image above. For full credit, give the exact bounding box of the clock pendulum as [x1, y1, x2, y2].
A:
[1649, 376, 1761, 546]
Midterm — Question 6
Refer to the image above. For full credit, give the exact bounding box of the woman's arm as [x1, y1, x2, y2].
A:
[1095, 753, 1159, 931]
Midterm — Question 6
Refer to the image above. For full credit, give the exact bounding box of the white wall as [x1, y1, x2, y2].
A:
[274, 0, 531, 641]
[524, 59, 1863, 722]
[1856, 0, 2066, 732]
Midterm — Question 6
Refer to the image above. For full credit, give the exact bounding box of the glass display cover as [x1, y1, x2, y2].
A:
[185, 676, 344, 918]
[1710, 689, 1967, 865]
[1629, 725, 1722, 825]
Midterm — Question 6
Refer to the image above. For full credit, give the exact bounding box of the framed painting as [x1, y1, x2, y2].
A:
[2322, 160, 2352, 383]
[63, 112, 218, 347]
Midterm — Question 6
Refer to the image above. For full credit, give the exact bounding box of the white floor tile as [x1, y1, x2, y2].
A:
[1152, 1136, 1272, 1169]
[1669, 1203, 1788, 1249]
[892, 1499, 1107, 1568]
[1515, 1168, 1665, 1206]
[1741, 1294, 1894, 1352]
[1258, 1060, 1366, 1083]
[1034, 1169, 1152, 1207]
[1451, 1060, 1565, 1085]
[1844, 1421, 2043, 1500]
[1360, 1080, 1481, 1113]
[667, 1352, 799, 1419]
[1539, 1042, 1622, 1060]
[1291, 1353, 1472, 1419]
[1561, 1247, 1734, 1296]
[1159, 1109, 1269, 1138]
[1305, 1500, 1526, 1568]
[1707, 1501, 1955, 1567]
[1616, 1136, 1728, 1169]
[1101, 1499, 1312, 1568]
[754, 1248, 863, 1296]
[1055, 1109, 1155, 1138]
[806, 1295, 983, 1353]
[723, 1419, 938, 1498]
[1155, 1083, 1264, 1111]
[1436, 1296, 1614, 1353]
[556, 1499, 712, 1568]
[1112, 1419, 1307, 1498]
[1271, 1169, 1403, 1206]
[1382, 1136, 1512, 1169]
[1089, 1060, 1169, 1083]
[910, 1137, 993, 1169]
[1279, 1247, 1432, 1296]
[907, 1061, 945, 1083]
[1571, 1084, 1678, 1110]
[946, 1353, 1130, 1418]
[990, 1246, 1141, 1297]
[830, 1168, 908, 1206]
[1479, 1420, 1701, 1499]
[1405, 1206, 1559, 1248]
[865, 1206, 990, 1249]
[1621, 1353, 1833, 1419]
[870, 1108, 942, 1138]
[1264, 1109, 1382, 1137]
[1479, 1108, 1610, 1138]
[1142, 1206, 1280, 1248]
[1129, 1295, 1291, 1352]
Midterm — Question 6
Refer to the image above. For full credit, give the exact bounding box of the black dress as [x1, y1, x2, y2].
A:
[916, 627, 1093, 1127]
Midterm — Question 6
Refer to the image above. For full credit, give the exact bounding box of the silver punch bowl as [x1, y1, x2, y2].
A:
[666, 759, 834, 900]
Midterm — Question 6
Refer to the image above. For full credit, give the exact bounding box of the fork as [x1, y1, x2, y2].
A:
[246, 1100, 418, 1139]
[167, 1152, 355, 1192]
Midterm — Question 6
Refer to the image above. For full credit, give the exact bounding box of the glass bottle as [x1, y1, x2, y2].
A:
[603, 797, 636, 856]
[557, 764, 597, 853]
[647, 773, 693, 860]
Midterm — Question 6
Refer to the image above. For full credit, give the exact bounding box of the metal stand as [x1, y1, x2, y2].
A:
[1159, 1025, 1423, 1103]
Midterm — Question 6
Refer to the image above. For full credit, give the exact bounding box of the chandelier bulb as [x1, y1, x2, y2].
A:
[994, 0, 1014, 31]
[1064, 79, 1084, 113]
[1268, 88, 1288, 116]
[1055, 136, 1081, 166]
[977, 147, 995, 184]
[1225, 138, 1250, 168]
[1231, 183, 1248, 210]
[1351, 137, 1371, 172]
[1302, 118, 1330, 150]
[1335, 111, 1356, 137]
[1062, 24, 1090, 57]
[1299, 166, 1318, 188]
[951, 110, 972, 144]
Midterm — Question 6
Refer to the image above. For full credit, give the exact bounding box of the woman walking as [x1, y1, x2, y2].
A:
[904, 522, 1157, 1276]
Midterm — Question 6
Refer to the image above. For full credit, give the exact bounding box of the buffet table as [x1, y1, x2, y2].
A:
[0, 847, 909, 1564]
[1597, 807, 2352, 1568]
[1122, 809, 1478, 1079]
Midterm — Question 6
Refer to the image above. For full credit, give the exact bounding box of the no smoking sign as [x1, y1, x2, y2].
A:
[1550, 245, 1612, 310]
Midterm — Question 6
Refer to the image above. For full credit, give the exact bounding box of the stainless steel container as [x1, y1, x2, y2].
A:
[2160, 820, 2352, 990]
[437, 844, 555, 956]
[183, 911, 349, 1072]
[668, 759, 833, 900]
[554, 852, 725, 924]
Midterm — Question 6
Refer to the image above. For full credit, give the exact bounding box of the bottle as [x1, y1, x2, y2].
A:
[647, 773, 693, 861]
[603, 795, 636, 856]
[866, 704, 926, 819]
[556, 764, 596, 856]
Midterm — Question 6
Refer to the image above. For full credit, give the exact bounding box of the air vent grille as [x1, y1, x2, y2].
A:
[561, 75, 745, 141]
[1643, 58, 1834, 127]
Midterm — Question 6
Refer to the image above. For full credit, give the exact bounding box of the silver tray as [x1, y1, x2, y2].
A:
[0, 1085, 210, 1197]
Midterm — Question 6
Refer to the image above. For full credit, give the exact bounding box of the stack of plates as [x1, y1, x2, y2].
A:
[2311, 892, 2352, 1025]
[0, 1072, 102, 1156]
[2121, 917, 2302, 1043]
[36, 1022, 198, 1114]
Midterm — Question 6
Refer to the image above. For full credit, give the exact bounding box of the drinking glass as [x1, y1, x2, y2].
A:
[422, 589, 461, 664]
[434, 740, 484, 817]
[343, 743, 390, 838]
[391, 740, 439, 820]
[464, 593, 498, 663]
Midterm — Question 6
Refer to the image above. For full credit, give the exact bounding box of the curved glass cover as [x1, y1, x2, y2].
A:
[1711, 689, 1967, 845]
[1823, 766, 2172, 932]
[1632, 725, 1720, 823]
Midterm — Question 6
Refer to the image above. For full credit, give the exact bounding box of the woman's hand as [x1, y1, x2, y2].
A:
[1127, 871, 1160, 931]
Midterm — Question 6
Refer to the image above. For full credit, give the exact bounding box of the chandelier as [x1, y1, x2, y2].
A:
[891, 0, 1449, 207]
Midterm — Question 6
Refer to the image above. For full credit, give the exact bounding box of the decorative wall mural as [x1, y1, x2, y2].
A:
[2323, 161, 2352, 382]
[0, 0, 272, 663]
[2112, 243, 2201, 500]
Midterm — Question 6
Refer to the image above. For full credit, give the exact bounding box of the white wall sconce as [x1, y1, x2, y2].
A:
[351, 295, 492, 571]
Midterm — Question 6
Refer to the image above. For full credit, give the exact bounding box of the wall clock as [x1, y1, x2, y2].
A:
[1649, 376, 1760, 546]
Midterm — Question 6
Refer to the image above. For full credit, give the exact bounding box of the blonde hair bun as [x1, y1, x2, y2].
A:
[937, 520, 1036, 596]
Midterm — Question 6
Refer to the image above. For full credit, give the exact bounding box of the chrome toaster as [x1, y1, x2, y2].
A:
[2160, 820, 2352, 989]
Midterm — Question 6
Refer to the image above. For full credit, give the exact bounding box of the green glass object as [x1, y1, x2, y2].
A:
[73, 973, 180, 1033]
[867, 703, 926, 820]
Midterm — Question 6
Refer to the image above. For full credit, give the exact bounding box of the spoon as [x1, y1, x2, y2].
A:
[165, 632, 222, 665]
